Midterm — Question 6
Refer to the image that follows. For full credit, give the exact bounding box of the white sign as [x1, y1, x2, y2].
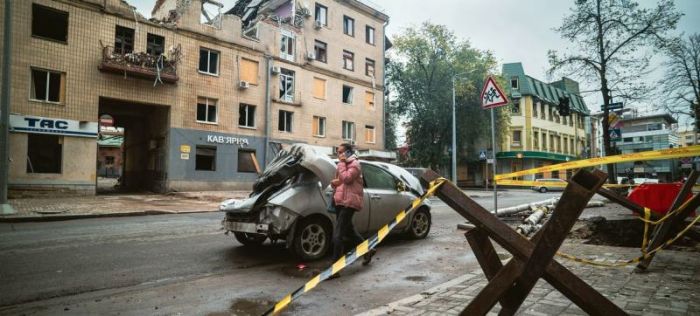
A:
[479, 151, 487, 160]
[487, 158, 495, 164]
[181, 153, 190, 160]
[206, 135, 250, 146]
[10, 115, 98, 138]
[480, 76, 510, 109]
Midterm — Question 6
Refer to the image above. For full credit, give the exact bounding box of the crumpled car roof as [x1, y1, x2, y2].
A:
[253, 144, 337, 192]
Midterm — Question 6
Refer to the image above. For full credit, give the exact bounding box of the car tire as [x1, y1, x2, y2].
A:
[406, 207, 431, 239]
[539, 187, 548, 193]
[234, 232, 267, 246]
[293, 217, 331, 261]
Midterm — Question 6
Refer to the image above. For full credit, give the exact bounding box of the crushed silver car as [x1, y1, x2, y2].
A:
[220, 144, 432, 261]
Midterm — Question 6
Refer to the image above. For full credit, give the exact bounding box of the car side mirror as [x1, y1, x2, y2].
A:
[396, 181, 406, 192]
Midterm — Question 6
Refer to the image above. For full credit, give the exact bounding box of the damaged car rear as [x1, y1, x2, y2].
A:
[220, 144, 432, 261]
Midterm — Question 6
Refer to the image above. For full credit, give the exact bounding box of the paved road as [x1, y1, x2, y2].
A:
[0, 189, 559, 316]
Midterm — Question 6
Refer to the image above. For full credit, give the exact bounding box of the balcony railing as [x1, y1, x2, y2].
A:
[98, 44, 180, 84]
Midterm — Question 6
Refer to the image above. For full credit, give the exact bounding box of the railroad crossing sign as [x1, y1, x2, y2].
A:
[480, 76, 510, 109]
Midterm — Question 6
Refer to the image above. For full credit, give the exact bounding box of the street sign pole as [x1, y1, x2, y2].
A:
[480, 76, 509, 215]
[491, 108, 498, 214]
[1, 0, 16, 215]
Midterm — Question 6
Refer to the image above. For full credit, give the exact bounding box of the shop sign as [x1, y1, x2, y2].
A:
[180, 145, 191, 153]
[206, 135, 250, 146]
[181, 153, 190, 160]
[10, 115, 98, 138]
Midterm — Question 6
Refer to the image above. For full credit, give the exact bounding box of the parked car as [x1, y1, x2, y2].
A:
[220, 144, 432, 261]
[531, 178, 567, 193]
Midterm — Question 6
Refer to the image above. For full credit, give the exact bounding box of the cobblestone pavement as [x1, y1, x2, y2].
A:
[358, 242, 700, 316]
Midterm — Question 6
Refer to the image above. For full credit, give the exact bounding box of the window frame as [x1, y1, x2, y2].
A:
[279, 69, 295, 102]
[313, 77, 327, 100]
[314, 40, 328, 63]
[278, 110, 294, 133]
[195, 145, 217, 171]
[342, 120, 355, 141]
[31, 3, 69, 43]
[280, 30, 295, 62]
[511, 76, 519, 90]
[313, 116, 326, 137]
[196, 97, 218, 124]
[365, 90, 375, 110]
[343, 50, 354, 71]
[365, 58, 375, 77]
[342, 85, 354, 104]
[26, 134, 63, 174]
[343, 15, 355, 37]
[198, 47, 220, 76]
[512, 130, 522, 146]
[237, 149, 258, 173]
[365, 125, 376, 144]
[29, 67, 65, 104]
[365, 25, 375, 45]
[114, 25, 135, 55]
[315, 3, 328, 26]
[239, 103, 256, 128]
[146, 33, 165, 56]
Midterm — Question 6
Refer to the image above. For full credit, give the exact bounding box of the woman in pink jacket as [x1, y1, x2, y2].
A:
[330, 143, 375, 271]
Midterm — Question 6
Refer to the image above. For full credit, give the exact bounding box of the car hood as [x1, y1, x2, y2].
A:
[253, 144, 336, 193]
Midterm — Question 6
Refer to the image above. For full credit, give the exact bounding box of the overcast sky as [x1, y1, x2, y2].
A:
[129, 0, 699, 127]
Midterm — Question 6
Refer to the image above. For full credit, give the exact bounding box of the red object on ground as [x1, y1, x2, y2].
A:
[627, 183, 693, 215]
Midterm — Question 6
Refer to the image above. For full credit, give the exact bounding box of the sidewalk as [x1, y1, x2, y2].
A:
[358, 241, 700, 316]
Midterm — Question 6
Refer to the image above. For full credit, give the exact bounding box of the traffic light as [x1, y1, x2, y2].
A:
[557, 96, 571, 116]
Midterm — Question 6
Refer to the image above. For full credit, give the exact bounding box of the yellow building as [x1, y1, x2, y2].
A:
[498, 63, 589, 180]
[1, 0, 389, 195]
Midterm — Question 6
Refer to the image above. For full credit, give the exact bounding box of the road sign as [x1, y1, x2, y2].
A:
[479, 151, 487, 160]
[601, 102, 623, 111]
[480, 76, 510, 109]
[610, 128, 621, 142]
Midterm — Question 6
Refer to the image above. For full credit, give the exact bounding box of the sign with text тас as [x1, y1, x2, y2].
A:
[480, 76, 510, 109]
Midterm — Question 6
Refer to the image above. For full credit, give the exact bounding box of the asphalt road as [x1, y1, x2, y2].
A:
[0, 189, 559, 316]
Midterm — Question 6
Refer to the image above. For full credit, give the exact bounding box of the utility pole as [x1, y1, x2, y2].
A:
[1, 0, 16, 214]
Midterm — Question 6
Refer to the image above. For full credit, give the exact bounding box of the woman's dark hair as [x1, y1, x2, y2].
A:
[339, 143, 353, 153]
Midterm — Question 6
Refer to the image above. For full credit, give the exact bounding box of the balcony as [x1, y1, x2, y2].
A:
[98, 45, 179, 84]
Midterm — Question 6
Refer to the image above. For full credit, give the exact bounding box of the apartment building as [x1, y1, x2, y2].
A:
[615, 114, 680, 182]
[1, 0, 389, 195]
[498, 63, 589, 180]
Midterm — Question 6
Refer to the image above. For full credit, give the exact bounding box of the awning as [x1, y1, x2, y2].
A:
[496, 151, 575, 162]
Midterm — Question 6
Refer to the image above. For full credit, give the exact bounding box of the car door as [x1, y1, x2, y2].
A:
[362, 163, 408, 232]
[325, 182, 371, 234]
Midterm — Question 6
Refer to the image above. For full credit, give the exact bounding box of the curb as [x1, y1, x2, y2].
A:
[0, 209, 219, 223]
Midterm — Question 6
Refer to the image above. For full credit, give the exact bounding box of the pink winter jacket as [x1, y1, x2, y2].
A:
[333, 156, 364, 211]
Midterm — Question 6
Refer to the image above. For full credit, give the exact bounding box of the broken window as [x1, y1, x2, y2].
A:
[114, 25, 135, 55]
[196, 97, 217, 123]
[237, 149, 258, 173]
[314, 40, 327, 63]
[365, 58, 375, 77]
[146, 33, 165, 56]
[195, 146, 216, 171]
[280, 31, 295, 61]
[343, 50, 354, 71]
[279, 110, 293, 132]
[239, 103, 256, 128]
[31, 68, 64, 103]
[313, 116, 326, 137]
[365, 125, 375, 143]
[32, 4, 68, 42]
[342, 121, 355, 141]
[243, 25, 259, 39]
[199, 48, 219, 75]
[342, 85, 353, 104]
[280, 69, 295, 102]
[343, 16, 354, 36]
[26, 134, 62, 174]
[315, 3, 327, 26]
[200, 0, 223, 28]
[366, 26, 375, 45]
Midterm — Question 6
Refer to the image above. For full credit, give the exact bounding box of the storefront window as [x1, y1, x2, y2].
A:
[238, 149, 257, 173]
[27, 134, 62, 173]
[195, 146, 216, 171]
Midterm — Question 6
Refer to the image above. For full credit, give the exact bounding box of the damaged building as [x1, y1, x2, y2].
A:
[1, 0, 390, 196]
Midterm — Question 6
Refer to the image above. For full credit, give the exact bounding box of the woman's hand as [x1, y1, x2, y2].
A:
[331, 179, 341, 187]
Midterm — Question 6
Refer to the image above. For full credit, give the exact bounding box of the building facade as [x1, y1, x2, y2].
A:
[615, 114, 680, 182]
[1, 0, 389, 195]
[497, 63, 589, 180]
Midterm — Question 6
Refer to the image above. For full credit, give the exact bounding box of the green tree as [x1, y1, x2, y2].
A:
[548, 0, 681, 183]
[387, 22, 508, 175]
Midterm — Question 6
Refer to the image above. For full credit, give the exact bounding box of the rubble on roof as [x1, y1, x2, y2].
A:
[228, 0, 310, 30]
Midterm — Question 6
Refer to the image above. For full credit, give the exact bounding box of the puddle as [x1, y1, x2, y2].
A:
[405, 275, 428, 282]
[208, 298, 281, 316]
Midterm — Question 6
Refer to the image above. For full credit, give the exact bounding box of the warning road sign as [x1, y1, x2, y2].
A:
[480, 76, 510, 109]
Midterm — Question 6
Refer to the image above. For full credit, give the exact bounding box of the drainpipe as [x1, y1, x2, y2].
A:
[263, 55, 272, 165]
[1, 0, 15, 214]
[382, 18, 389, 150]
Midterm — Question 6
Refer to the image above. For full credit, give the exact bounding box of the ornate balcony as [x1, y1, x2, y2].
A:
[98, 44, 180, 84]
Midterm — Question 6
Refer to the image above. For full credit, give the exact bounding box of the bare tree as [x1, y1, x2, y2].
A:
[661, 34, 700, 139]
[548, 0, 681, 183]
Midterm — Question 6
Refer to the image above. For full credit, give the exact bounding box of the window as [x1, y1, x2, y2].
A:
[363, 164, 395, 190]
[240, 58, 259, 84]
[279, 110, 293, 132]
[343, 16, 354, 36]
[26, 134, 62, 173]
[548, 106, 553, 121]
[313, 77, 326, 99]
[533, 131, 539, 149]
[105, 156, 115, 166]
[114, 25, 135, 54]
[512, 101, 520, 115]
[314, 40, 327, 63]
[570, 139, 575, 154]
[623, 137, 633, 143]
[343, 50, 354, 71]
[195, 146, 216, 171]
[239, 103, 255, 128]
[365, 91, 375, 110]
[315, 3, 327, 26]
[198, 48, 219, 75]
[365, 58, 375, 77]
[365, 125, 376, 143]
[540, 103, 546, 119]
[342, 85, 353, 104]
[146, 33, 165, 56]
[313, 116, 326, 137]
[512, 130, 522, 146]
[533, 103, 538, 118]
[30, 68, 64, 103]
[366, 26, 375, 45]
[342, 121, 355, 141]
[563, 137, 569, 153]
[511, 77, 519, 90]
[280, 69, 295, 102]
[196, 97, 217, 123]
[32, 4, 68, 42]
[237, 149, 258, 173]
[280, 31, 295, 61]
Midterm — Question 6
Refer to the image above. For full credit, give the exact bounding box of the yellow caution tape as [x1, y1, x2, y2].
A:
[264, 178, 448, 315]
[496, 179, 638, 188]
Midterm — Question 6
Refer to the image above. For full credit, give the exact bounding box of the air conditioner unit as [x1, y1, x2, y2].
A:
[306, 52, 316, 60]
[239, 81, 250, 89]
[314, 20, 323, 30]
[271, 66, 281, 75]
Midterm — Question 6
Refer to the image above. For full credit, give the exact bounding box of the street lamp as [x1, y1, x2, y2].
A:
[451, 73, 471, 185]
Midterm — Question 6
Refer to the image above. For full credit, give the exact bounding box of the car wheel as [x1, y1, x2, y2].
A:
[293, 217, 331, 261]
[539, 187, 548, 193]
[406, 207, 431, 239]
[234, 232, 267, 246]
